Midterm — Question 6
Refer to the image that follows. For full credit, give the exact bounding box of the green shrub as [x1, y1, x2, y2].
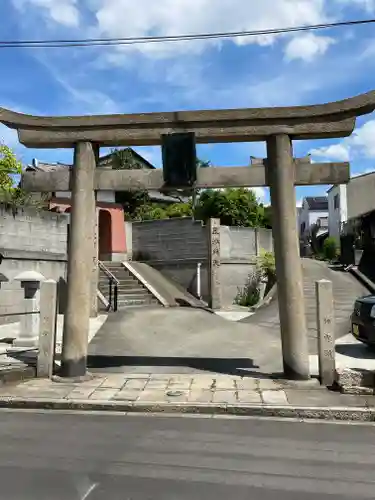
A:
[234, 268, 261, 308]
[257, 250, 277, 293]
[323, 237, 337, 261]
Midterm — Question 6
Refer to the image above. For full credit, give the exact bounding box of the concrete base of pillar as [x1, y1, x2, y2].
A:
[59, 357, 88, 378]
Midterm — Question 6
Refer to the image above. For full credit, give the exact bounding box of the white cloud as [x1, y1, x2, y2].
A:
[284, 33, 335, 62]
[350, 120, 375, 158]
[13, 0, 80, 27]
[310, 143, 350, 161]
[14, 0, 334, 61]
[310, 120, 375, 162]
[251, 187, 268, 203]
[336, 0, 375, 12]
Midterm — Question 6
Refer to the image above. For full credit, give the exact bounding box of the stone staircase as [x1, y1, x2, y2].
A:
[98, 262, 161, 310]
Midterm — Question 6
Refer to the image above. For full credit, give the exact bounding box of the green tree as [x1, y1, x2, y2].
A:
[165, 201, 193, 218]
[0, 143, 49, 209]
[133, 204, 167, 221]
[111, 148, 151, 217]
[194, 187, 267, 227]
[0, 143, 22, 192]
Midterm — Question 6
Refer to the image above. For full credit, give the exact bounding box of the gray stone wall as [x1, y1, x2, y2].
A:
[0, 207, 68, 325]
[219, 226, 273, 307]
[131, 218, 209, 301]
[347, 171, 375, 221]
[132, 218, 208, 262]
[130, 218, 273, 308]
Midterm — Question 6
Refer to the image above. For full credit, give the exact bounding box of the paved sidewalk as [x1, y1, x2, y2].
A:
[1, 373, 375, 420]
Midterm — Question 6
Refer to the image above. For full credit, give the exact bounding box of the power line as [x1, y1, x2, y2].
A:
[0, 18, 374, 49]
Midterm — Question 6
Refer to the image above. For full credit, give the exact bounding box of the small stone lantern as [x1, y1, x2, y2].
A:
[13, 270, 46, 348]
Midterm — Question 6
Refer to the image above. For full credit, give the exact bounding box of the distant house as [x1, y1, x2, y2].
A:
[25, 148, 186, 261]
[327, 184, 348, 244]
[26, 148, 185, 206]
[329, 172, 375, 271]
[298, 196, 329, 240]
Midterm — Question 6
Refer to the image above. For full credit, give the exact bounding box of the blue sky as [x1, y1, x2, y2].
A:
[1, 0, 375, 206]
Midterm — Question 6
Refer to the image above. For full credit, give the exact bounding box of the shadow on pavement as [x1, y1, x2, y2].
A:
[87, 355, 259, 376]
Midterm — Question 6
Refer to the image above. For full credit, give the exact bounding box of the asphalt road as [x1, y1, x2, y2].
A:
[0, 411, 374, 499]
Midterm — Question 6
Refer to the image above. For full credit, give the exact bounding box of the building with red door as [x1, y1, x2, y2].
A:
[25, 148, 183, 262]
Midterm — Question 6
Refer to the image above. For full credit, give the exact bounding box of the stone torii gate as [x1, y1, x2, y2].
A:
[1, 90, 375, 381]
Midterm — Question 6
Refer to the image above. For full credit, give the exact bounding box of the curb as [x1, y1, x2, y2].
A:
[0, 366, 35, 386]
[0, 397, 374, 421]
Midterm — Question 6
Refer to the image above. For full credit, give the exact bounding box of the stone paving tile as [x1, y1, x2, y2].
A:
[89, 388, 119, 401]
[190, 378, 215, 391]
[236, 378, 259, 390]
[167, 377, 193, 390]
[261, 390, 289, 405]
[258, 379, 283, 390]
[237, 390, 263, 404]
[285, 389, 372, 408]
[145, 380, 169, 390]
[112, 389, 140, 401]
[213, 390, 238, 404]
[99, 375, 127, 390]
[137, 389, 167, 402]
[188, 389, 214, 403]
[123, 379, 148, 390]
[215, 378, 237, 390]
[66, 387, 96, 400]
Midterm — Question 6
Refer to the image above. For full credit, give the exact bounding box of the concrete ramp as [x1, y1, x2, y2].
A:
[123, 261, 209, 310]
[241, 258, 368, 351]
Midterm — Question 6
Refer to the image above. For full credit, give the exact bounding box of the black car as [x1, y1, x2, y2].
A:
[351, 295, 375, 346]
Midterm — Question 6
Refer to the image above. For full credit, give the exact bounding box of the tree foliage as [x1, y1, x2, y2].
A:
[0, 143, 22, 191]
[0, 143, 48, 210]
[194, 187, 268, 227]
[110, 148, 271, 228]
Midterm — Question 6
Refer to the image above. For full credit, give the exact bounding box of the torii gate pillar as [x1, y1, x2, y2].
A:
[60, 142, 96, 378]
[267, 135, 309, 379]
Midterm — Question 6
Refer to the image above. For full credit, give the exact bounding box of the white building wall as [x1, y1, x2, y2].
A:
[328, 185, 347, 243]
[308, 210, 328, 228]
[298, 199, 328, 239]
[55, 190, 116, 203]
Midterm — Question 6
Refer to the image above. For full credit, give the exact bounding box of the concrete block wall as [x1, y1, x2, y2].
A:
[0, 206, 68, 254]
[0, 207, 68, 325]
[131, 218, 209, 301]
[220, 226, 273, 262]
[219, 226, 273, 307]
[132, 218, 208, 262]
[129, 218, 274, 307]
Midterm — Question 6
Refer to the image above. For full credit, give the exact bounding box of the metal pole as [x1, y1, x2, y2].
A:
[196, 262, 202, 299]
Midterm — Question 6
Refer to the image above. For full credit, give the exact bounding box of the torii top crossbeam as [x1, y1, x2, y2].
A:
[1, 91, 375, 148]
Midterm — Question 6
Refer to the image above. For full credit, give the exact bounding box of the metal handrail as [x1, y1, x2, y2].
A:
[98, 260, 119, 312]
[98, 260, 120, 285]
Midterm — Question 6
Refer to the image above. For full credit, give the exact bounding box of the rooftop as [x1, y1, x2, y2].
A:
[305, 196, 328, 211]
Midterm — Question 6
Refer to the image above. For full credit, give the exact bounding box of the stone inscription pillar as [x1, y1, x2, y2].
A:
[61, 142, 96, 378]
[208, 218, 221, 310]
[267, 134, 310, 380]
[90, 144, 100, 318]
[316, 279, 335, 386]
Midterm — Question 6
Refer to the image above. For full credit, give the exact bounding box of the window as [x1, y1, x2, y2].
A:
[334, 194, 340, 210]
